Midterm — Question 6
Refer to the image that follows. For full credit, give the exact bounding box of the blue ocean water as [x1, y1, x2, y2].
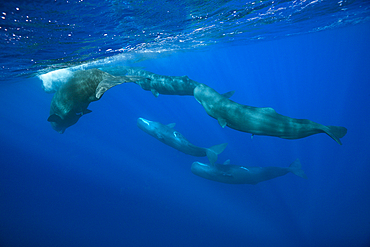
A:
[1, 1, 370, 246]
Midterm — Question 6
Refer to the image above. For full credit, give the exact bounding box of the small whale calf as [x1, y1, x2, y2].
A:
[48, 69, 145, 133]
[137, 117, 227, 165]
[191, 159, 307, 184]
[194, 83, 347, 145]
[125, 68, 200, 97]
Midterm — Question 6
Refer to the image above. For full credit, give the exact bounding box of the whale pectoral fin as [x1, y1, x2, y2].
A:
[222, 90, 235, 99]
[156, 133, 164, 140]
[76, 109, 92, 116]
[167, 123, 176, 128]
[47, 114, 62, 123]
[151, 89, 159, 97]
[217, 118, 227, 128]
[83, 109, 92, 115]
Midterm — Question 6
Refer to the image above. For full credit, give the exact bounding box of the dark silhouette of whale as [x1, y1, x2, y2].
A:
[191, 159, 307, 184]
[124, 68, 200, 97]
[194, 83, 347, 145]
[137, 117, 227, 165]
[48, 69, 145, 133]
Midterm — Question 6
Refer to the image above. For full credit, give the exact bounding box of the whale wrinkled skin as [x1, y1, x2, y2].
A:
[48, 69, 145, 133]
[137, 117, 227, 165]
[191, 159, 307, 184]
[193, 83, 347, 145]
[124, 68, 200, 97]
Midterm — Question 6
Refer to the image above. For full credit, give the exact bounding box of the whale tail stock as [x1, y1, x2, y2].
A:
[288, 159, 307, 179]
[206, 143, 228, 166]
[321, 125, 348, 145]
[95, 75, 148, 99]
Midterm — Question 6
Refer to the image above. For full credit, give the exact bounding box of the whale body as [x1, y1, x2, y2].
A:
[191, 159, 307, 184]
[125, 68, 200, 97]
[137, 117, 227, 165]
[48, 69, 145, 133]
[194, 83, 347, 145]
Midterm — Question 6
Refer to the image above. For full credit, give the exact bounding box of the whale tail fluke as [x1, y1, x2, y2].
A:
[322, 125, 347, 145]
[327, 125, 347, 139]
[206, 143, 228, 166]
[288, 159, 307, 179]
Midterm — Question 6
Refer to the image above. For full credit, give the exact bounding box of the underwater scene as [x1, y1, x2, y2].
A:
[1, 1, 370, 246]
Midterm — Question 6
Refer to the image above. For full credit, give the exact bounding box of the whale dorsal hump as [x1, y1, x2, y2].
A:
[217, 118, 227, 128]
[167, 123, 176, 128]
[151, 89, 159, 97]
[223, 159, 231, 165]
[261, 107, 276, 114]
[47, 114, 62, 123]
[222, 91, 235, 99]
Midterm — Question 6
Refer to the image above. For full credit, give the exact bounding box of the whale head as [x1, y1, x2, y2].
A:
[193, 83, 208, 104]
[48, 113, 83, 134]
[191, 161, 238, 184]
[137, 117, 156, 134]
[191, 161, 220, 181]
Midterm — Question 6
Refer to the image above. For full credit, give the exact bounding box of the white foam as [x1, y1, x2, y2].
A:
[38, 68, 73, 93]
[37, 48, 177, 93]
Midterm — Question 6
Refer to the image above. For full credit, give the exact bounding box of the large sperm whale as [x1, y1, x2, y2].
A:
[48, 68, 145, 133]
[193, 83, 347, 145]
[191, 159, 307, 184]
[137, 117, 227, 165]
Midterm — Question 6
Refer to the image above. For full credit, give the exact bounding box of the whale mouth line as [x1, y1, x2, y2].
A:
[195, 162, 208, 167]
[139, 118, 150, 126]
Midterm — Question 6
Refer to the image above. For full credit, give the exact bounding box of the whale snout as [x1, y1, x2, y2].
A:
[191, 161, 209, 174]
[137, 117, 153, 132]
[193, 88, 202, 104]
[194, 84, 210, 104]
[137, 117, 150, 124]
[192, 161, 208, 167]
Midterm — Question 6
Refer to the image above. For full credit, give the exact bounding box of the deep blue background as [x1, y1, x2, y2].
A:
[1, 23, 370, 246]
